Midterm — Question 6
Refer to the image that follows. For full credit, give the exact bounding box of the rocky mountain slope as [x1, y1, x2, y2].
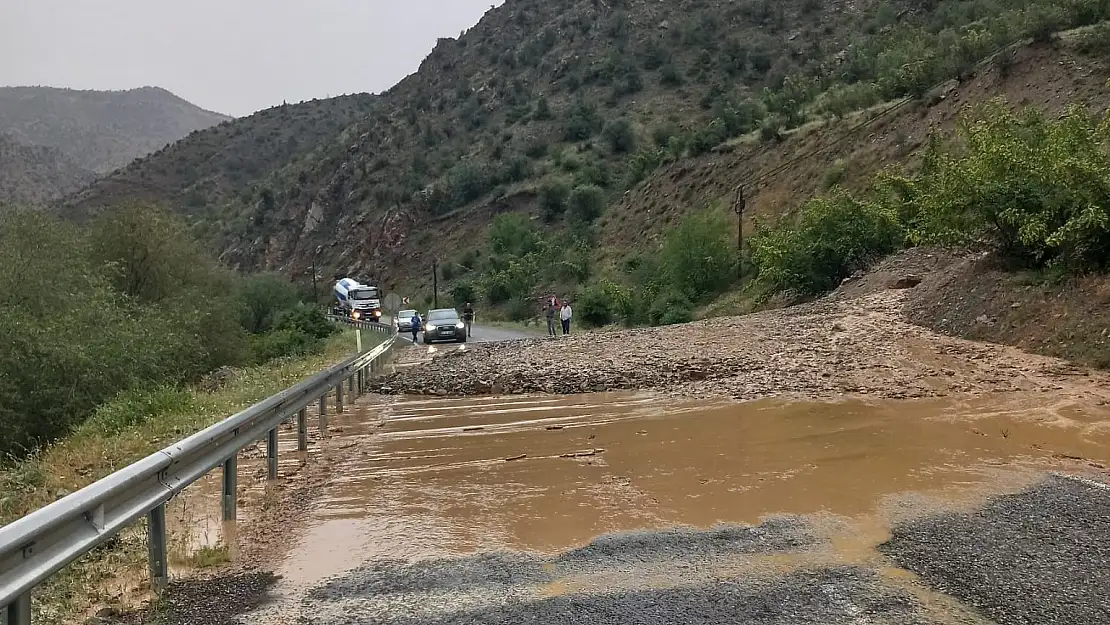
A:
[0, 86, 230, 174]
[61, 94, 379, 232]
[0, 133, 96, 205]
[60, 0, 1110, 293]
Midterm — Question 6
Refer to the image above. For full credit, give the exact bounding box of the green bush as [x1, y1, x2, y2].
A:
[603, 119, 637, 153]
[749, 190, 903, 295]
[568, 185, 607, 222]
[909, 102, 1110, 271]
[660, 209, 738, 302]
[0, 205, 326, 458]
[563, 100, 604, 141]
[576, 282, 615, 327]
[451, 281, 477, 305]
[649, 291, 695, 326]
[540, 178, 572, 222]
[239, 272, 300, 333]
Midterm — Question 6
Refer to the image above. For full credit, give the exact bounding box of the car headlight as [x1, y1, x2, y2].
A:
[456, 322, 465, 329]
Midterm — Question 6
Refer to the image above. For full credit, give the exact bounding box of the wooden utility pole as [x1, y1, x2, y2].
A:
[733, 185, 746, 278]
[432, 260, 439, 309]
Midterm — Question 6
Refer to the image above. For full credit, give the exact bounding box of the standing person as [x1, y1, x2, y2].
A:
[462, 302, 475, 337]
[545, 301, 558, 337]
[409, 311, 422, 343]
[560, 301, 573, 335]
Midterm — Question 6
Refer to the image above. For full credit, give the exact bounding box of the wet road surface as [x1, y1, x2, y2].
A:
[199, 391, 1110, 625]
[384, 315, 537, 345]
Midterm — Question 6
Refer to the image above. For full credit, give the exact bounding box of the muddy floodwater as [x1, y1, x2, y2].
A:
[244, 391, 1110, 587]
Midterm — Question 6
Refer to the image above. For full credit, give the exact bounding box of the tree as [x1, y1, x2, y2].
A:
[568, 185, 607, 222]
[603, 118, 637, 153]
[660, 209, 738, 301]
[89, 202, 218, 303]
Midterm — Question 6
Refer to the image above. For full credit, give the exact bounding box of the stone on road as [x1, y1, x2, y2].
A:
[880, 474, 1110, 625]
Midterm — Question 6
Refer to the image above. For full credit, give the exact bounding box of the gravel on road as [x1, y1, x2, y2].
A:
[880, 474, 1110, 625]
[103, 571, 277, 625]
[295, 519, 937, 625]
[371, 291, 1110, 403]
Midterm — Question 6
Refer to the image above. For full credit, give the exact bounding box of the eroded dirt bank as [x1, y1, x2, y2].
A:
[371, 287, 1110, 405]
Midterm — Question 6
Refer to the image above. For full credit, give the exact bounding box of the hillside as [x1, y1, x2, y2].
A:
[0, 133, 95, 205]
[61, 94, 379, 232]
[0, 86, 230, 173]
[61, 0, 1110, 293]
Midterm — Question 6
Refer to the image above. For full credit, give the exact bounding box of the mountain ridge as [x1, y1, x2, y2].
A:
[0, 85, 231, 174]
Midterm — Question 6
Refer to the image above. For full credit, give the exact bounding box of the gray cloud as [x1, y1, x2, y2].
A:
[0, 0, 503, 116]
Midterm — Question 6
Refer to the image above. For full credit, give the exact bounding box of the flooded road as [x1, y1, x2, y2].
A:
[257, 391, 1110, 592]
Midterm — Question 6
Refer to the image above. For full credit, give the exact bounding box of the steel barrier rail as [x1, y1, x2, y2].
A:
[0, 322, 395, 624]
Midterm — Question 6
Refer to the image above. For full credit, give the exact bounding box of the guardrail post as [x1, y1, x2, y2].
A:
[5, 592, 31, 625]
[297, 408, 308, 451]
[319, 395, 328, 437]
[347, 375, 354, 394]
[335, 383, 344, 414]
[147, 504, 168, 593]
[267, 428, 278, 479]
[222, 454, 238, 521]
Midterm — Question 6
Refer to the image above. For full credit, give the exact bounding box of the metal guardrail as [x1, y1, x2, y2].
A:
[0, 321, 395, 625]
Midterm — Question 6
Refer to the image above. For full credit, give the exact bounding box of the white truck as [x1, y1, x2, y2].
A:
[333, 278, 382, 321]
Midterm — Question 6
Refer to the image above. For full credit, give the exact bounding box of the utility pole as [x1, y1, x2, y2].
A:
[733, 185, 746, 279]
[311, 245, 322, 304]
[432, 260, 439, 309]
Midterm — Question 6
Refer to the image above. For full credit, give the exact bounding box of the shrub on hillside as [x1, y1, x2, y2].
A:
[603, 119, 637, 153]
[568, 185, 607, 222]
[563, 100, 604, 141]
[749, 190, 903, 295]
[660, 209, 738, 302]
[649, 290, 695, 326]
[540, 178, 572, 222]
[910, 102, 1110, 271]
[575, 282, 615, 327]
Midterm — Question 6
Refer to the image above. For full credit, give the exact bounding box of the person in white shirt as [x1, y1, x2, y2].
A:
[560, 301, 573, 335]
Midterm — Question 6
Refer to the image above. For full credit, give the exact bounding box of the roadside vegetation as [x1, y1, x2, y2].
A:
[747, 100, 1110, 297]
[0, 329, 359, 623]
[0, 203, 337, 460]
[435, 96, 1110, 328]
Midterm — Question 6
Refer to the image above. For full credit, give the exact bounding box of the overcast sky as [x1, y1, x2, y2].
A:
[1, 0, 503, 117]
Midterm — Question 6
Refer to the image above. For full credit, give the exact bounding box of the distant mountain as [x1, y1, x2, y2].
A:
[0, 86, 231, 173]
[0, 133, 96, 206]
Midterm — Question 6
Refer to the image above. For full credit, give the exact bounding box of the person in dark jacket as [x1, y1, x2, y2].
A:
[545, 301, 557, 337]
[409, 312, 422, 343]
[462, 303, 475, 337]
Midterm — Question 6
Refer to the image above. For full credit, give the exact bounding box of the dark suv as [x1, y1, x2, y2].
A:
[423, 308, 467, 344]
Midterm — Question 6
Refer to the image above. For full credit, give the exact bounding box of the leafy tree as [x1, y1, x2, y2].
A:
[603, 118, 637, 153]
[749, 190, 903, 294]
[239, 272, 301, 334]
[568, 185, 607, 222]
[540, 178, 572, 222]
[89, 203, 219, 303]
[563, 100, 604, 141]
[910, 102, 1110, 271]
[660, 209, 738, 301]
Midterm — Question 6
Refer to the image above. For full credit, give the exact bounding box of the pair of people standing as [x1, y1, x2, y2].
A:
[545, 298, 573, 337]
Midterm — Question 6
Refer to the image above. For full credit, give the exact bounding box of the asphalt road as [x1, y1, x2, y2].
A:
[385, 316, 537, 345]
